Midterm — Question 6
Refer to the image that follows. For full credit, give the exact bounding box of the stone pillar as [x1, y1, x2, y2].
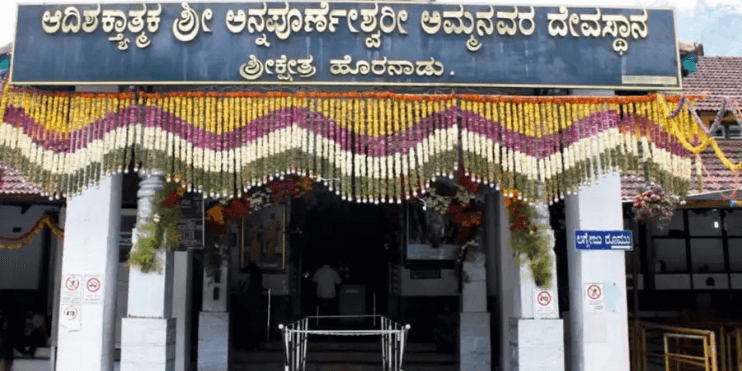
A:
[173, 250, 193, 371]
[496, 191, 564, 371]
[565, 174, 629, 371]
[460, 249, 491, 371]
[121, 175, 176, 371]
[56, 175, 122, 371]
[198, 264, 230, 371]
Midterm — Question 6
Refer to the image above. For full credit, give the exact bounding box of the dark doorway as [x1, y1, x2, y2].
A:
[296, 193, 390, 326]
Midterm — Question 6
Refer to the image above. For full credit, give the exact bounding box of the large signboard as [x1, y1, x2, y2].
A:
[11, 2, 681, 89]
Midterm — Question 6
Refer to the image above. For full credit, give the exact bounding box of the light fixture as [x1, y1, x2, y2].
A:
[714, 220, 720, 229]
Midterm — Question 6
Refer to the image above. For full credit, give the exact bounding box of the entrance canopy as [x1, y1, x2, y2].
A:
[0, 88, 700, 201]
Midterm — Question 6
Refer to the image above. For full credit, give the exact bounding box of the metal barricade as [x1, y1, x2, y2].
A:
[278, 315, 411, 371]
[634, 322, 718, 371]
[675, 322, 742, 371]
[725, 328, 742, 371]
[279, 317, 309, 371]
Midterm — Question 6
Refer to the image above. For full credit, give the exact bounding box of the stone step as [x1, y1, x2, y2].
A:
[232, 350, 455, 364]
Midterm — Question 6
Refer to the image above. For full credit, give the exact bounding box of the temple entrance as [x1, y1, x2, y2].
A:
[292, 190, 392, 327]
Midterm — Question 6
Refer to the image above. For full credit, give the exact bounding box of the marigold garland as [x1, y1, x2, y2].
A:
[0, 215, 64, 250]
[0, 84, 719, 204]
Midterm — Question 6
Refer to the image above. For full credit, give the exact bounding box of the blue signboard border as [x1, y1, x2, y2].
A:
[9, 1, 683, 89]
[574, 230, 633, 251]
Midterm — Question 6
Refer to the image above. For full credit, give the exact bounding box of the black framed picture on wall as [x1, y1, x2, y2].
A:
[241, 205, 286, 272]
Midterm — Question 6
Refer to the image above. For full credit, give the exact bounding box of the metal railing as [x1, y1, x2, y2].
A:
[727, 328, 742, 371]
[633, 321, 718, 371]
[278, 315, 411, 371]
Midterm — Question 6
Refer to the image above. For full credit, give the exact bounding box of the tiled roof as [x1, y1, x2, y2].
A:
[683, 56, 742, 111]
[621, 139, 742, 201]
[0, 163, 43, 195]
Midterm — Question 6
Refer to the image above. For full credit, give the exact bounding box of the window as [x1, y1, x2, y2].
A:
[688, 209, 721, 236]
[652, 239, 687, 273]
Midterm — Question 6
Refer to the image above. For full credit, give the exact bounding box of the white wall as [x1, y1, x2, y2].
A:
[0, 204, 59, 290]
[400, 267, 458, 296]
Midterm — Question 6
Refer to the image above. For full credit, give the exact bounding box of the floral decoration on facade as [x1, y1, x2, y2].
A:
[632, 183, 681, 229]
[0, 84, 702, 205]
[416, 169, 484, 275]
[0, 215, 63, 250]
[127, 178, 185, 273]
[505, 192, 552, 287]
[205, 174, 314, 236]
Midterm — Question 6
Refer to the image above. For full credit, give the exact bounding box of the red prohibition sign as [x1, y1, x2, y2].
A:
[86, 278, 101, 293]
[63, 306, 78, 320]
[537, 291, 552, 306]
[587, 285, 602, 300]
[65, 276, 80, 291]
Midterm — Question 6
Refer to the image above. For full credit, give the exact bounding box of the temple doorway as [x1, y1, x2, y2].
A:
[289, 190, 398, 329]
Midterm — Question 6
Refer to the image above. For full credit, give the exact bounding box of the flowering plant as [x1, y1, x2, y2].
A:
[633, 183, 681, 229]
[505, 193, 552, 288]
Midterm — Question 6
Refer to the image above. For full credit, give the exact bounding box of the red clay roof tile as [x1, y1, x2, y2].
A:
[683, 56, 742, 111]
[0, 162, 43, 195]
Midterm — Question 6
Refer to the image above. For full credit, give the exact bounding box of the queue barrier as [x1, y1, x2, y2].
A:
[632, 321, 718, 371]
[669, 322, 742, 371]
[278, 315, 411, 371]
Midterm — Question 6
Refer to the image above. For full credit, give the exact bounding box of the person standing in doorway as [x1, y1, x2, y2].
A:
[312, 264, 342, 316]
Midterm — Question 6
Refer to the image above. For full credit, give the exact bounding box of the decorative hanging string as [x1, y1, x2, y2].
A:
[0, 84, 705, 203]
[0, 215, 64, 250]
[696, 153, 740, 200]
[659, 94, 742, 194]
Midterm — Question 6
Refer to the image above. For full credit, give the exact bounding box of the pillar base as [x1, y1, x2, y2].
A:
[460, 312, 491, 371]
[198, 312, 229, 371]
[120, 318, 176, 371]
[508, 318, 564, 371]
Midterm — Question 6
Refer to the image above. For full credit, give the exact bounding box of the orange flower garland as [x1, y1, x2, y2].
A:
[0, 85, 706, 202]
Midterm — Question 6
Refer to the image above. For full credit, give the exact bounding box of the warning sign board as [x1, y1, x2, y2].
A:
[83, 275, 104, 303]
[60, 304, 81, 331]
[585, 283, 605, 313]
[61, 274, 82, 304]
[534, 289, 557, 319]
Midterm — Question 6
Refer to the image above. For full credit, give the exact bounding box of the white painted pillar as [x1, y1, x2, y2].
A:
[496, 191, 564, 371]
[173, 250, 193, 371]
[56, 174, 122, 371]
[565, 174, 629, 371]
[121, 175, 176, 371]
[460, 248, 491, 371]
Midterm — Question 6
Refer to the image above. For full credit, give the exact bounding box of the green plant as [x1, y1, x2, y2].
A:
[127, 182, 183, 273]
[506, 196, 553, 288]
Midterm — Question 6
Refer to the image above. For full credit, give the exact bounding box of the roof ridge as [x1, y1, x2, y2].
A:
[698, 56, 742, 59]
